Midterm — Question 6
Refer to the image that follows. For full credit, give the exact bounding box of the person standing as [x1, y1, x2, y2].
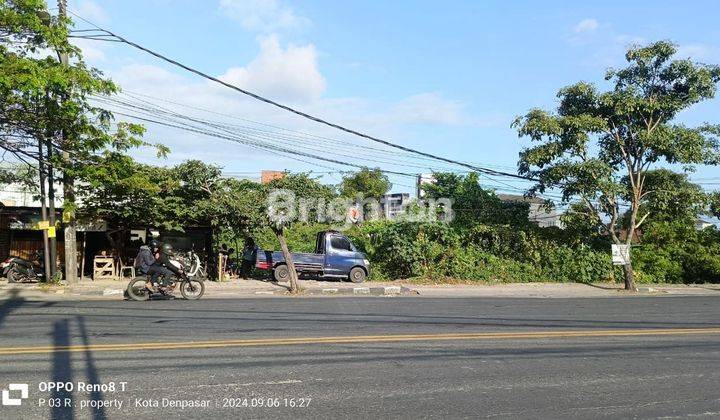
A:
[240, 238, 257, 279]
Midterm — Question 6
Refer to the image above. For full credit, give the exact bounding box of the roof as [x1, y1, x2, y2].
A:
[496, 193, 545, 205]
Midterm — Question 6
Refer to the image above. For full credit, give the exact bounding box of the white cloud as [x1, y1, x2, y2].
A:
[219, 0, 310, 33]
[71, 0, 108, 24]
[218, 35, 325, 102]
[573, 18, 598, 34]
[114, 64, 185, 88]
[101, 34, 494, 171]
[390, 92, 504, 127]
[392, 92, 467, 126]
[568, 18, 649, 68]
[71, 37, 106, 62]
[676, 44, 720, 61]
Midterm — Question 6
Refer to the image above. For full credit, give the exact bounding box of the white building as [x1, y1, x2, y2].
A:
[497, 193, 564, 228]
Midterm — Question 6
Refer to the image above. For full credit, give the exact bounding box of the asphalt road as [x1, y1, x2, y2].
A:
[1, 295, 720, 419]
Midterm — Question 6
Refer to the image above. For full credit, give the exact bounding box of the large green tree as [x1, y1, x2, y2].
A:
[710, 192, 720, 219]
[514, 41, 720, 290]
[0, 0, 162, 281]
[265, 172, 337, 293]
[77, 158, 267, 271]
[623, 169, 707, 227]
[422, 172, 530, 228]
[339, 167, 391, 199]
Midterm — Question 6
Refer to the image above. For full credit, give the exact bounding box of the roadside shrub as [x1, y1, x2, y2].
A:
[243, 218, 716, 284]
[633, 246, 684, 283]
[440, 246, 545, 282]
[539, 245, 613, 283]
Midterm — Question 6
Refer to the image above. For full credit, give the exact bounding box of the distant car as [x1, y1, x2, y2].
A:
[256, 230, 370, 283]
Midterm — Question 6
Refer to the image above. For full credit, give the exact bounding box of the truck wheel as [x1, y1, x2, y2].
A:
[273, 264, 290, 282]
[349, 267, 366, 283]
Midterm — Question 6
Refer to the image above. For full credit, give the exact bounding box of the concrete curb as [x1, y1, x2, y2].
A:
[0, 281, 417, 299]
[103, 289, 124, 296]
[316, 286, 406, 296]
[636, 286, 665, 293]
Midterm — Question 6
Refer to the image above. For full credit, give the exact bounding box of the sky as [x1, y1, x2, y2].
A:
[64, 0, 720, 196]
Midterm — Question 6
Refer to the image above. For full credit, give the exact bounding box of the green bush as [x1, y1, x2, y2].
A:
[633, 246, 684, 283]
[239, 218, 717, 284]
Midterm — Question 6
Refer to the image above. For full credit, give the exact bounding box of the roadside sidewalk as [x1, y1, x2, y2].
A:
[0, 278, 412, 300]
[406, 282, 720, 298]
[2, 277, 720, 300]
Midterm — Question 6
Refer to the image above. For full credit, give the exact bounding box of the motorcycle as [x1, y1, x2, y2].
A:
[177, 245, 206, 279]
[1, 252, 44, 283]
[125, 259, 205, 301]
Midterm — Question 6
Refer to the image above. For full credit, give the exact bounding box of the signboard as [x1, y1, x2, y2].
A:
[76, 220, 108, 232]
[47, 226, 56, 238]
[37, 220, 49, 230]
[130, 229, 147, 244]
[611, 244, 630, 265]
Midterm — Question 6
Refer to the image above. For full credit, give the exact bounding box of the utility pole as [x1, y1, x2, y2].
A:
[57, 0, 78, 282]
[46, 139, 57, 278]
[37, 142, 52, 281]
[416, 174, 422, 199]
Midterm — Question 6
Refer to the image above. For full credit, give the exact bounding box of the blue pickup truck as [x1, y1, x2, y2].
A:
[255, 230, 370, 283]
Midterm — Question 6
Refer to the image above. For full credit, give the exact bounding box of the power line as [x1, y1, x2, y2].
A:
[93, 93, 466, 173]
[66, 11, 539, 183]
[107, 109, 419, 178]
[92, 94, 618, 207]
[90, 95, 426, 176]
[120, 90, 453, 165]
[65, 11, 639, 210]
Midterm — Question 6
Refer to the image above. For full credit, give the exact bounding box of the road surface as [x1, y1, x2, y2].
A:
[1, 295, 720, 419]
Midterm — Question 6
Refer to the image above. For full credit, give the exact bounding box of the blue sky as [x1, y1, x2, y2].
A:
[66, 0, 720, 195]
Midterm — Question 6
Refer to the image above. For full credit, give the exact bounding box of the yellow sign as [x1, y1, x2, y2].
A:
[47, 227, 56, 238]
[37, 221, 50, 230]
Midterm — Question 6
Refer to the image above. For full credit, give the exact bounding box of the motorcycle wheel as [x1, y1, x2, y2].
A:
[6, 268, 20, 283]
[180, 279, 205, 300]
[126, 278, 151, 301]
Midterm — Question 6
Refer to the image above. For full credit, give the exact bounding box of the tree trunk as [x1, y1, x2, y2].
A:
[275, 229, 299, 294]
[623, 261, 636, 291]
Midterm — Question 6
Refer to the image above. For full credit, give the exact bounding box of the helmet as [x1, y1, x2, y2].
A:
[148, 239, 159, 250]
[161, 243, 174, 254]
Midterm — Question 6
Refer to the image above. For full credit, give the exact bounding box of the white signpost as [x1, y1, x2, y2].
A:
[611, 244, 631, 265]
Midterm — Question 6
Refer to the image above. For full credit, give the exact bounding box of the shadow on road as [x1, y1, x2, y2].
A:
[49, 317, 108, 420]
[52, 319, 74, 420]
[26, 298, 720, 330]
[0, 288, 25, 331]
[77, 316, 107, 420]
[77, 338, 720, 376]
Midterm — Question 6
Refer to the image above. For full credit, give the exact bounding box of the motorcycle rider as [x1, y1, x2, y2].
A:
[135, 240, 157, 275]
[147, 243, 183, 295]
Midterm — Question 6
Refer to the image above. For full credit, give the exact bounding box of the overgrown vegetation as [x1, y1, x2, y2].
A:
[513, 40, 720, 290]
[2, 6, 718, 287]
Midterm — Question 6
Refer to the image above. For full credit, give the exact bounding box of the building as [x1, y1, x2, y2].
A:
[0, 181, 213, 280]
[696, 218, 715, 230]
[497, 193, 564, 228]
[381, 193, 411, 220]
[416, 173, 436, 198]
[261, 170, 285, 184]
